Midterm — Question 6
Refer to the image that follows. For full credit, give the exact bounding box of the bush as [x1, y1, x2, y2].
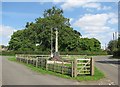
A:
[60, 51, 107, 55]
[1, 50, 107, 56]
[113, 50, 120, 57]
[0, 51, 50, 56]
[0, 51, 15, 56]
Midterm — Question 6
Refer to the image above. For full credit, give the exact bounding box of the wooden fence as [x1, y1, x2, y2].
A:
[16, 54, 94, 77]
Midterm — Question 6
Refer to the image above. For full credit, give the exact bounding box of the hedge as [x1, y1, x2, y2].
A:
[1, 50, 107, 56]
[113, 50, 120, 57]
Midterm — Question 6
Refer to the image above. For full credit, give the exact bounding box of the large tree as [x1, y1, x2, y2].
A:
[8, 6, 101, 53]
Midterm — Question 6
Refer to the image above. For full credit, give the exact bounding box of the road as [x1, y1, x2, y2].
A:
[1, 56, 119, 85]
[93, 55, 119, 85]
[2, 56, 79, 85]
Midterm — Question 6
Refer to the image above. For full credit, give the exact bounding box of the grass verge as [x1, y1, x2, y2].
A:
[8, 57, 105, 81]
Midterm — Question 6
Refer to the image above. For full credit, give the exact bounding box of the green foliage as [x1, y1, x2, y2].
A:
[60, 51, 107, 55]
[1, 50, 107, 56]
[113, 35, 120, 57]
[1, 51, 50, 56]
[107, 40, 118, 54]
[107, 33, 120, 57]
[1, 45, 8, 49]
[1, 51, 15, 56]
[8, 6, 102, 54]
[79, 38, 101, 51]
[118, 35, 120, 51]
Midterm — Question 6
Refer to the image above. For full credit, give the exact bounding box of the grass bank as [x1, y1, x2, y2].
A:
[8, 57, 105, 81]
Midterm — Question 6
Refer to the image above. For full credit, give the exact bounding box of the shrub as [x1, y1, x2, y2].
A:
[1, 50, 107, 56]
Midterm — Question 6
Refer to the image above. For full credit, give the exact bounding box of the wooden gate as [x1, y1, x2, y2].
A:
[73, 57, 94, 77]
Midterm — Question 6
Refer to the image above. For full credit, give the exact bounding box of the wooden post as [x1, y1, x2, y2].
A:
[36, 57, 38, 67]
[20, 57, 21, 62]
[45, 59, 48, 70]
[73, 58, 77, 77]
[61, 61, 64, 74]
[28, 56, 30, 64]
[27, 56, 28, 64]
[39, 58, 41, 67]
[54, 60, 55, 72]
[71, 61, 74, 77]
[29, 55, 30, 64]
[90, 57, 94, 76]
[16, 54, 17, 60]
[16, 54, 18, 61]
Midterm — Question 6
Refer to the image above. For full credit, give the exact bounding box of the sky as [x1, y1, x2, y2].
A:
[0, 0, 119, 50]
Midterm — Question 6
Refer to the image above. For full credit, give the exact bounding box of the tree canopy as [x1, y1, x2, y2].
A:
[8, 6, 101, 53]
[107, 40, 118, 54]
[108, 34, 120, 57]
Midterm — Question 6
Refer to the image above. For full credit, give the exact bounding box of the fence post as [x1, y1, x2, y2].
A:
[16, 54, 18, 61]
[30, 56, 31, 64]
[73, 58, 77, 77]
[71, 61, 74, 77]
[90, 57, 94, 76]
[20, 56, 21, 62]
[36, 57, 38, 67]
[45, 59, 48, 70]
[27, 56, 28, 64]
[28, 56, 30, 64]
[54, 60, 55, 72]
[61, 61, 64, 74]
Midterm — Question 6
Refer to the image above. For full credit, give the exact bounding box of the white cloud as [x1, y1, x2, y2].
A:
[61, 1, 112, 11]
[0, 25, 17, 45]
[52, 0, 63, 4]
[69, 18, 74, 27]
[69, 18, 73, 23]
[83, 2, 101, 10]
[81, 28, 115, 48]
[102, 6, 112, 10]
[74, 14, 109, 29]
[74, 13, 117, 46]
[108, 18, 118, 24]
[86, 8, 94, 12]
[108, 13, 118, 24]
[74, 13, 117, 32]
[0, 25, 16, 38]
[108, 13, 118, 18]
[61, 0, 91, 10]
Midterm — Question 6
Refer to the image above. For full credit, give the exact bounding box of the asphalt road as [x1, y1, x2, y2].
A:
[1, 56, 119, 85]
[2, 56, 79, 85]
[93, 55, 119, 85]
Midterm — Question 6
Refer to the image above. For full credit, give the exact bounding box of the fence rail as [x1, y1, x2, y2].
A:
[16, 54, 94, 77]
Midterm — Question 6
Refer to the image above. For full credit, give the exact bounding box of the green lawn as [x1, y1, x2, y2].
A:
[8, 57, 105, 81]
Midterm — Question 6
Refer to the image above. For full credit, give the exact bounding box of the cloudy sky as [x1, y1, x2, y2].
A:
[0, 0, 119, 49]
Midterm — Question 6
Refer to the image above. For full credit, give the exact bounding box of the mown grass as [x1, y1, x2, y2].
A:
[8, 57, 105, 81]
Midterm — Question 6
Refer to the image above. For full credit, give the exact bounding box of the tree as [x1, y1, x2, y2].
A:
[107, 40, 118, 54]
[112, 34, 120, 57]
[25, 22, 30, 28]
[8, 6, 101, 53]
[118, 34, 120, 50]
[74, 30, 82, 37]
